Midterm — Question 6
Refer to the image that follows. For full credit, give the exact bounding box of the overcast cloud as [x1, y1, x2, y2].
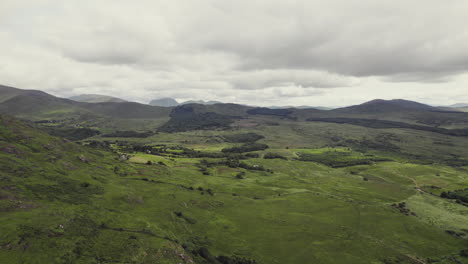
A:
[1, 0, 468, 106]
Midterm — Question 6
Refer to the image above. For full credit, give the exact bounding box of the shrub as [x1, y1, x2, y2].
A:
[223, 133, 264, 143]
[102, 130, 154, 138]
[244, 153, 260, 158]
[236, 172, 245, 179]
[247, 107, 292, 117]
[263, 152, 287, 160]
[222, 143, 268, 153]
[48, 128, 100, 141]
[460, 249, 468, 257]
[440, 189, 468, 203]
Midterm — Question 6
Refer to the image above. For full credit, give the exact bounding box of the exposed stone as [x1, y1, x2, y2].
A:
[78, 154, 90, 163]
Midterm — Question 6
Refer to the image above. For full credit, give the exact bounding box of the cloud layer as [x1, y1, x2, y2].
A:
[1, 0, 468, 106]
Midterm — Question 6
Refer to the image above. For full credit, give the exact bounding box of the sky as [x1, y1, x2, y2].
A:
[1, 0, 468, 107]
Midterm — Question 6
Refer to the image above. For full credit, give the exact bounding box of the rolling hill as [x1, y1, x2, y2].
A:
[0, 85, 171, 118]
[291, 99, 468, 129]
[0, 85, 84, 118]
[3, 85, 468, 143]
[2, 85, 468, 263]
[332, 99, 439, 113]
[69, 94, 128, 103]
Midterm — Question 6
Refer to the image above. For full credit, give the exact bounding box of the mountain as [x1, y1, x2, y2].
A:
[3, 85, 468, 134]
[448, 103, 468, 108]
[0, 85, 29, 103]
[332, 99, 439, 114]
[269, 105, 332, 110]
[0, 85, 84, 117]
[148, 98, 223, 107]
[181, 100, 223, 105]
[159, 103, 252, 132]
[455, 107, 468, 112]
[287, 98, 468, 129]
[69, 94, 127, 103]
[149, 97, 179, 107]
[0, 85, 172, 132]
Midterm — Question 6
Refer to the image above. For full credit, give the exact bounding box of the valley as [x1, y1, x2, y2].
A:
[0, 86, 468, 264]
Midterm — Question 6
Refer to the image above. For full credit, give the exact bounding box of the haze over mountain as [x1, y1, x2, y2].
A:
[269, 105, 333, 110]
[448, 103, 468, 108]
[149, 98, 223, 107]
[69, 94, 128, 103]
[181, 100, 223, 105]
[450, 106, 468, 113]
[149, 98, 179, 107]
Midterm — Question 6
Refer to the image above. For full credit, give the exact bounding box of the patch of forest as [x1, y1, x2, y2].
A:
[306, 117, 468, 136]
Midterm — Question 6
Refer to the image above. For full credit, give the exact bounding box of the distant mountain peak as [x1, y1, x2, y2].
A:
[69, 94, 127, 103]
[181, 100, 223, 105]
[148, 98, 224, 107]
[149, 98, 178, 107]
[448, 103, 468, 108]
[333, 98, 438, 113]
[362, 99, 428, 106]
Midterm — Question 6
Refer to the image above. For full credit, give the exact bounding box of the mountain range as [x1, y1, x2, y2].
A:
[448, 103, 468, 108]
[149, 98, 223, 107]
[3, 84, 468, 133]
[1, 84, 467, 116]
[63, 91, 468, 113]
[69, 94, 127, 103]
[149, 97, 179, 107]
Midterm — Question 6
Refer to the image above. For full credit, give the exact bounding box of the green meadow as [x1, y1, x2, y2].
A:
[1, 114, 467, 264]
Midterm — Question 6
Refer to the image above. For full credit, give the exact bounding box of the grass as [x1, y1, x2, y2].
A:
[406, 194, 468, 232]
[294, 148, 387, 168]
[1, 115, 468, 263]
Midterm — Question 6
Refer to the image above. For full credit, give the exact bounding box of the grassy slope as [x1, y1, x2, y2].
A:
[0, 86, 171, 132]
[0, 116, 184, 263]
[2, 89, 468, 263]
[3, 115, 467, 263]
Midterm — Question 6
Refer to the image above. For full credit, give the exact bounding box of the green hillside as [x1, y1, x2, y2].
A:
[69, 94, 128, 103]
[1, 113, 468, 263]
[0, 86, 172, 132]
[1, 86, 468, 263]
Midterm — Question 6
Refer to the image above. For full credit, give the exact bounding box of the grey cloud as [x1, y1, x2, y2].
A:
[25, 0, 468, 81]
[0, 0, 468, 107]
[184, 0, 468, 81]
[227, 70, 358, 90]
